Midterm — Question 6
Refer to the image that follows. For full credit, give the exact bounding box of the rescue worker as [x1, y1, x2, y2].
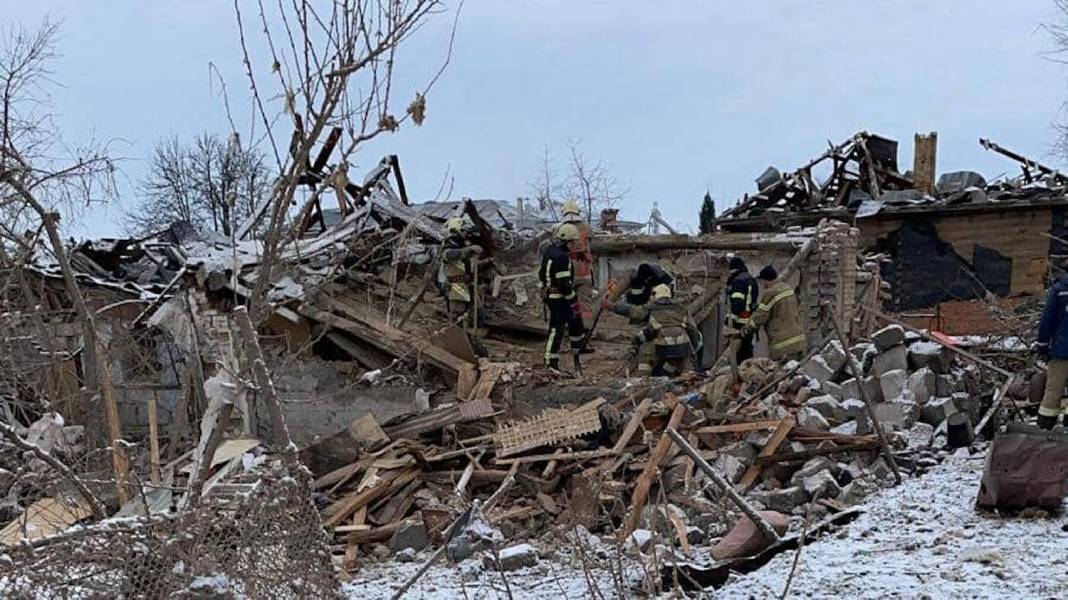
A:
[629, 284, 700, 377]
[439, 215, 483, 329]
[1035, 269, 1068, 429]
[556, 200, 595, 324]
[625, 262, 674, 306]
[540, 223, 586, 370]
[612, 263, 674, 375]
[743, 265, 806, 361]
[725, 256, 759, 364]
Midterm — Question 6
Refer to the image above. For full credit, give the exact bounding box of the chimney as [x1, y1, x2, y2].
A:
[913, 132, 937, 195]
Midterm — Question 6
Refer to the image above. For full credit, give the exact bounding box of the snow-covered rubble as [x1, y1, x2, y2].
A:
[718, 449, 1068, 598]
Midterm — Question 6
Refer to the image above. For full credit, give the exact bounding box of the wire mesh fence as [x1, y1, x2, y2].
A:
[0, 465, 340, 598]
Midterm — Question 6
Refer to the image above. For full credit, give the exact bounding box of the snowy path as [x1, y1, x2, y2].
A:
[719, 451, 1068, 599]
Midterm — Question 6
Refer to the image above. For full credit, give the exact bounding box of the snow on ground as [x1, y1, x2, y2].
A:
[343, 547, 644, 599]
[719, 449, 1068, 599]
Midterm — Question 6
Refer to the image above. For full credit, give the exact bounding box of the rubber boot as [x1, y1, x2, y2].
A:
[1037, 414, 1058, 430]
[547, 358, 560, 370]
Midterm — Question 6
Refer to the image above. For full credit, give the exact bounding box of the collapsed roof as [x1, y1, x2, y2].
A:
[719, 132, 1068, 230]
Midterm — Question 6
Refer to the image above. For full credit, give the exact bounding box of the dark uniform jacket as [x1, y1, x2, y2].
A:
[725, 268, 759, 327]
[539, 243, 576, 302]
[627, 263, 673, 306]
[1038, 274, 1068, 359]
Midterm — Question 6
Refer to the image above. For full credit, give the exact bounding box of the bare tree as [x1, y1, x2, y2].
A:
[565, 141, 627, 225]
[229, 0, 455, 316]
[529, 146, 560, 220]
[1048, 1, 1068, 159]
[0, 20, 116, 509]
[126, 133, 272, 239]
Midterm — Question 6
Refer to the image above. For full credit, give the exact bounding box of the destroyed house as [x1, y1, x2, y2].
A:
[718, 132, 1068, 318]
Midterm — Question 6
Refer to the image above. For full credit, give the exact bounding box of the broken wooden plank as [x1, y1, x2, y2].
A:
[622, 400, 687, 538]
[610, 397, 653, 454]
[300, 298, 477, 397]
[0, 496, 92, 545]
[665, 427, 780, 544]
[695, 420, 782, 435]
[324, 468, 418, 527]
[148, 391, 161, 484]
[738, 416, 795, 491]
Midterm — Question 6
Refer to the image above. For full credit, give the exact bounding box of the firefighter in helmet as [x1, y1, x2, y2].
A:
[629, 284, 700, 377]
[540, 222, 587, 370]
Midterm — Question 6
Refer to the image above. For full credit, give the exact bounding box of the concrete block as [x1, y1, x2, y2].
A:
[822, 380, 844, 401]
[879, 369, 908, 401]
[908, 341, 951, 374]
[802, 470, 842, 499]
[841, 398, 866, 419]
[820, 340, 848, 373]
[789, 456, 836, 486]
[484, 543, 539, 571]
[389, 519, 429, 553]
[802, 355, 835, 385]
[748, 486, 809, 513]
[804, 395, 846, 422]
[907, 367, 936, 405]
[871, 325, 906, 352]
[872, 345, 908, 378]
[872, 398, 918, 431]
[721, 440, 757, 463]
[797, 406, 830, 430]
[830, 420, 858, 436]
[626, 529, 654, 554]
[850, 342, 876, 371]
[952, 392, 979, 423]
[841, 377, 881, 402]
[935, 374, 960, 397]
[920, 396, 958, 427]
[905, 422, 935, 450]
[714, 454, 747, 484]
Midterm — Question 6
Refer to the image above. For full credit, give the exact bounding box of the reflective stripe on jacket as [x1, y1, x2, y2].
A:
[540, 243, 576, 301]
[747, 280, 806, 360]
[726, 269, 759, 325]
[637, 299, 699, 359]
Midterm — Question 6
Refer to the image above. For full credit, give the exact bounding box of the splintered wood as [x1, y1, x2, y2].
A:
[492, 399, 605, 457]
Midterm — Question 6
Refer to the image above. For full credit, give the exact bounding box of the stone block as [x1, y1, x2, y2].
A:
[830, 420, 858, 436]
[951, 392, 979, 423]
[841, 398, 866, 419]
[879, 369, 908, 401]
[822, 380, 844, 401]
[484, 543, 539, 571]
[797, 406, 830, 430]
[872, 345, 908, 378]
[920, 396, 958, 427]
[720, 440, 757, 463]
[906, 367, 936, 405]
[789, 456, 836, 486]
[804, 395, 846, 422]
[626, 529, 654, 554]
[710, 511, 790, 560]
[850, 342, 876, 372]
[802, 355, 835, 385]
[871, 325, 906, 352]
[389, 519, 429, 553]
[802, 470, 842, 499]
[820, 340, 848, 373]
[905, 422, 935, 450]
[935, 374, 960, 397]
[908, 341, 951, 374]
[748, 486, 809, 513]
[872, 398, 918, 431]
[713, 454, 747, 484]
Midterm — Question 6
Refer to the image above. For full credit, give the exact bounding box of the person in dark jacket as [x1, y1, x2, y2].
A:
[1036, 273, 1068, 428]
[725, 256, 759, 364]
[625, 263, 674, 306]
[540, 223, 586, 370]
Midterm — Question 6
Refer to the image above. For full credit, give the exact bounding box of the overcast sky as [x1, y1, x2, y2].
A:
[8, 1, 1068, 236]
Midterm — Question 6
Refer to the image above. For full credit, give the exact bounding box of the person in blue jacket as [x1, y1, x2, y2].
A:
[1035, 272, 1068, 429]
